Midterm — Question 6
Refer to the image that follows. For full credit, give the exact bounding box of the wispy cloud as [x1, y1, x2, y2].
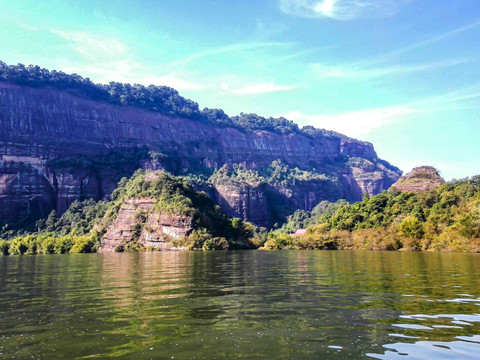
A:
[226, 82, 297, 95]
[51, 29, 142, 83]
[51, 29, 205, 90]
[312, 58, 471, 79]
[51, 29, 292, 93]
[279, 106, 417, 137]
[375, 19, 480, 62]
[277, 84, 480, 138]
[409, 84, 480, 111]
[51, 30, 127, 58]
[279, 0, 410, 20]
[175, 42, 291, 67]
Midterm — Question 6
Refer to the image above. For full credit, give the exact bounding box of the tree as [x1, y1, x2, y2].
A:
[45, 210, 58, 232]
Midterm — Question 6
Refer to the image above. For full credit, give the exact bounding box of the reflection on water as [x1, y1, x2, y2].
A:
[0, 250, 479, 359]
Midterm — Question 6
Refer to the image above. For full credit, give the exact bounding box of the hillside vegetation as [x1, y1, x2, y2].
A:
[265, 175, 480, 252]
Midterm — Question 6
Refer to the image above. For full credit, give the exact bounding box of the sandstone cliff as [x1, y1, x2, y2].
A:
[99, 198, 193, 252]
[0, 81, 401, 226]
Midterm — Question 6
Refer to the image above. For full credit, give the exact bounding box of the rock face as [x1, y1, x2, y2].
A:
[213, 184, 270, 226]
[390, 166, 445, 193]
[0, 81, 401, 226]
[99, 198, 193, 252]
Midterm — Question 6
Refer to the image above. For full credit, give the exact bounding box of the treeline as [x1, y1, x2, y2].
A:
[0, 233, 98, 255]
[0, 61, 332, 137]
[265, 176, 480, 252]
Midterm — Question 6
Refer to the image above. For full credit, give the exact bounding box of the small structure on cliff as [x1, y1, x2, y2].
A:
[390, 166, 445, 193]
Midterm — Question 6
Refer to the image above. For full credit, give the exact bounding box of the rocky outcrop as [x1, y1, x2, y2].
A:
[99, 198, 193, 252]
[213, 184, 270, 226]
[0, 81, 401, 225]
[390, 166, 445, 193]
[348, 160, 399, 199]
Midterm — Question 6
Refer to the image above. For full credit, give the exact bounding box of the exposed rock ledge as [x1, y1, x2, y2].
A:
[99, 198, 194, 252]
[390, 166, 445, 193]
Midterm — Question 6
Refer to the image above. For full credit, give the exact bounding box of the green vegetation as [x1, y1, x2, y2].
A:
[206, 161, 345, 226]
[36, 199, 108, 235]
[0, 233, 97, 255]
[209, 164, 265, 188]
[48, 147, 150, 175]
[264, 175, 480, 252]
[277, 199, 350, 234]
[230, 113, 299, 134]
[0, 61, 201, 119]
[260, 160, 333, 187]
[3, 168, 479, 254]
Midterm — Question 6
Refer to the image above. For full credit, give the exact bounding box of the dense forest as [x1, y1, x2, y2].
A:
[0, 61, 345, 138]
[265, 175, 480, 252]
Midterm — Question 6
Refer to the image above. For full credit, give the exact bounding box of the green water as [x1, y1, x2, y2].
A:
[1, 251, 479, 359]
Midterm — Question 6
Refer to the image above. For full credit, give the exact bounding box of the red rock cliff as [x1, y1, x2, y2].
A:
[0, 82, 401, 225]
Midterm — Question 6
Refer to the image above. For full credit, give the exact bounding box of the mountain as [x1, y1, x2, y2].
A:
[0, 61, 401, 228]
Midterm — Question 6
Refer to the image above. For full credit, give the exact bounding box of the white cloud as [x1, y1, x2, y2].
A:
[279, 106, 417, 137]
[279, 0, 410, 20]
[312, 59, 471, 79]
[51, 30, 127, 58]
[407, 84, 480, 112]
[51, 29, 142, 83]
[229, 82, 297, 95]
[51, 29, 200, 91]
[175, 42, 291, 67]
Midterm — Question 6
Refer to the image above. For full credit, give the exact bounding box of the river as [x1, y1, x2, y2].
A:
[1, 250, 479, 359]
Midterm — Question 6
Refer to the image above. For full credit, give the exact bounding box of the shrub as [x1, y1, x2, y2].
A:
[262, 233, 294, 250]
[0, 239, 10, 255]
[8, 237, 29, 255]
[398, 216, 424, 239]
[70, 236, 96, 253]
[202, 237, 229, 250]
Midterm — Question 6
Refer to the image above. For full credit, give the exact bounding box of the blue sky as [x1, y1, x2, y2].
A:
[1, 0, 479, 179]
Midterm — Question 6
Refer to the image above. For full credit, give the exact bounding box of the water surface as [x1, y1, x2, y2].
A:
[1, 250, 479, 359]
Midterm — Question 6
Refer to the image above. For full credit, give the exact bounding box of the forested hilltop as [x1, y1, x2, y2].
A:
[0, 61, 342, 137]
[265, 173, 480, 252]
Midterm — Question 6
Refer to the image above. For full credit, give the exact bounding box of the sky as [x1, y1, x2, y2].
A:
[0, 0, 479, 180]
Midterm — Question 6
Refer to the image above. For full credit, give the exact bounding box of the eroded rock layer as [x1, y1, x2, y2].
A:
[99, 198, 193, 252]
